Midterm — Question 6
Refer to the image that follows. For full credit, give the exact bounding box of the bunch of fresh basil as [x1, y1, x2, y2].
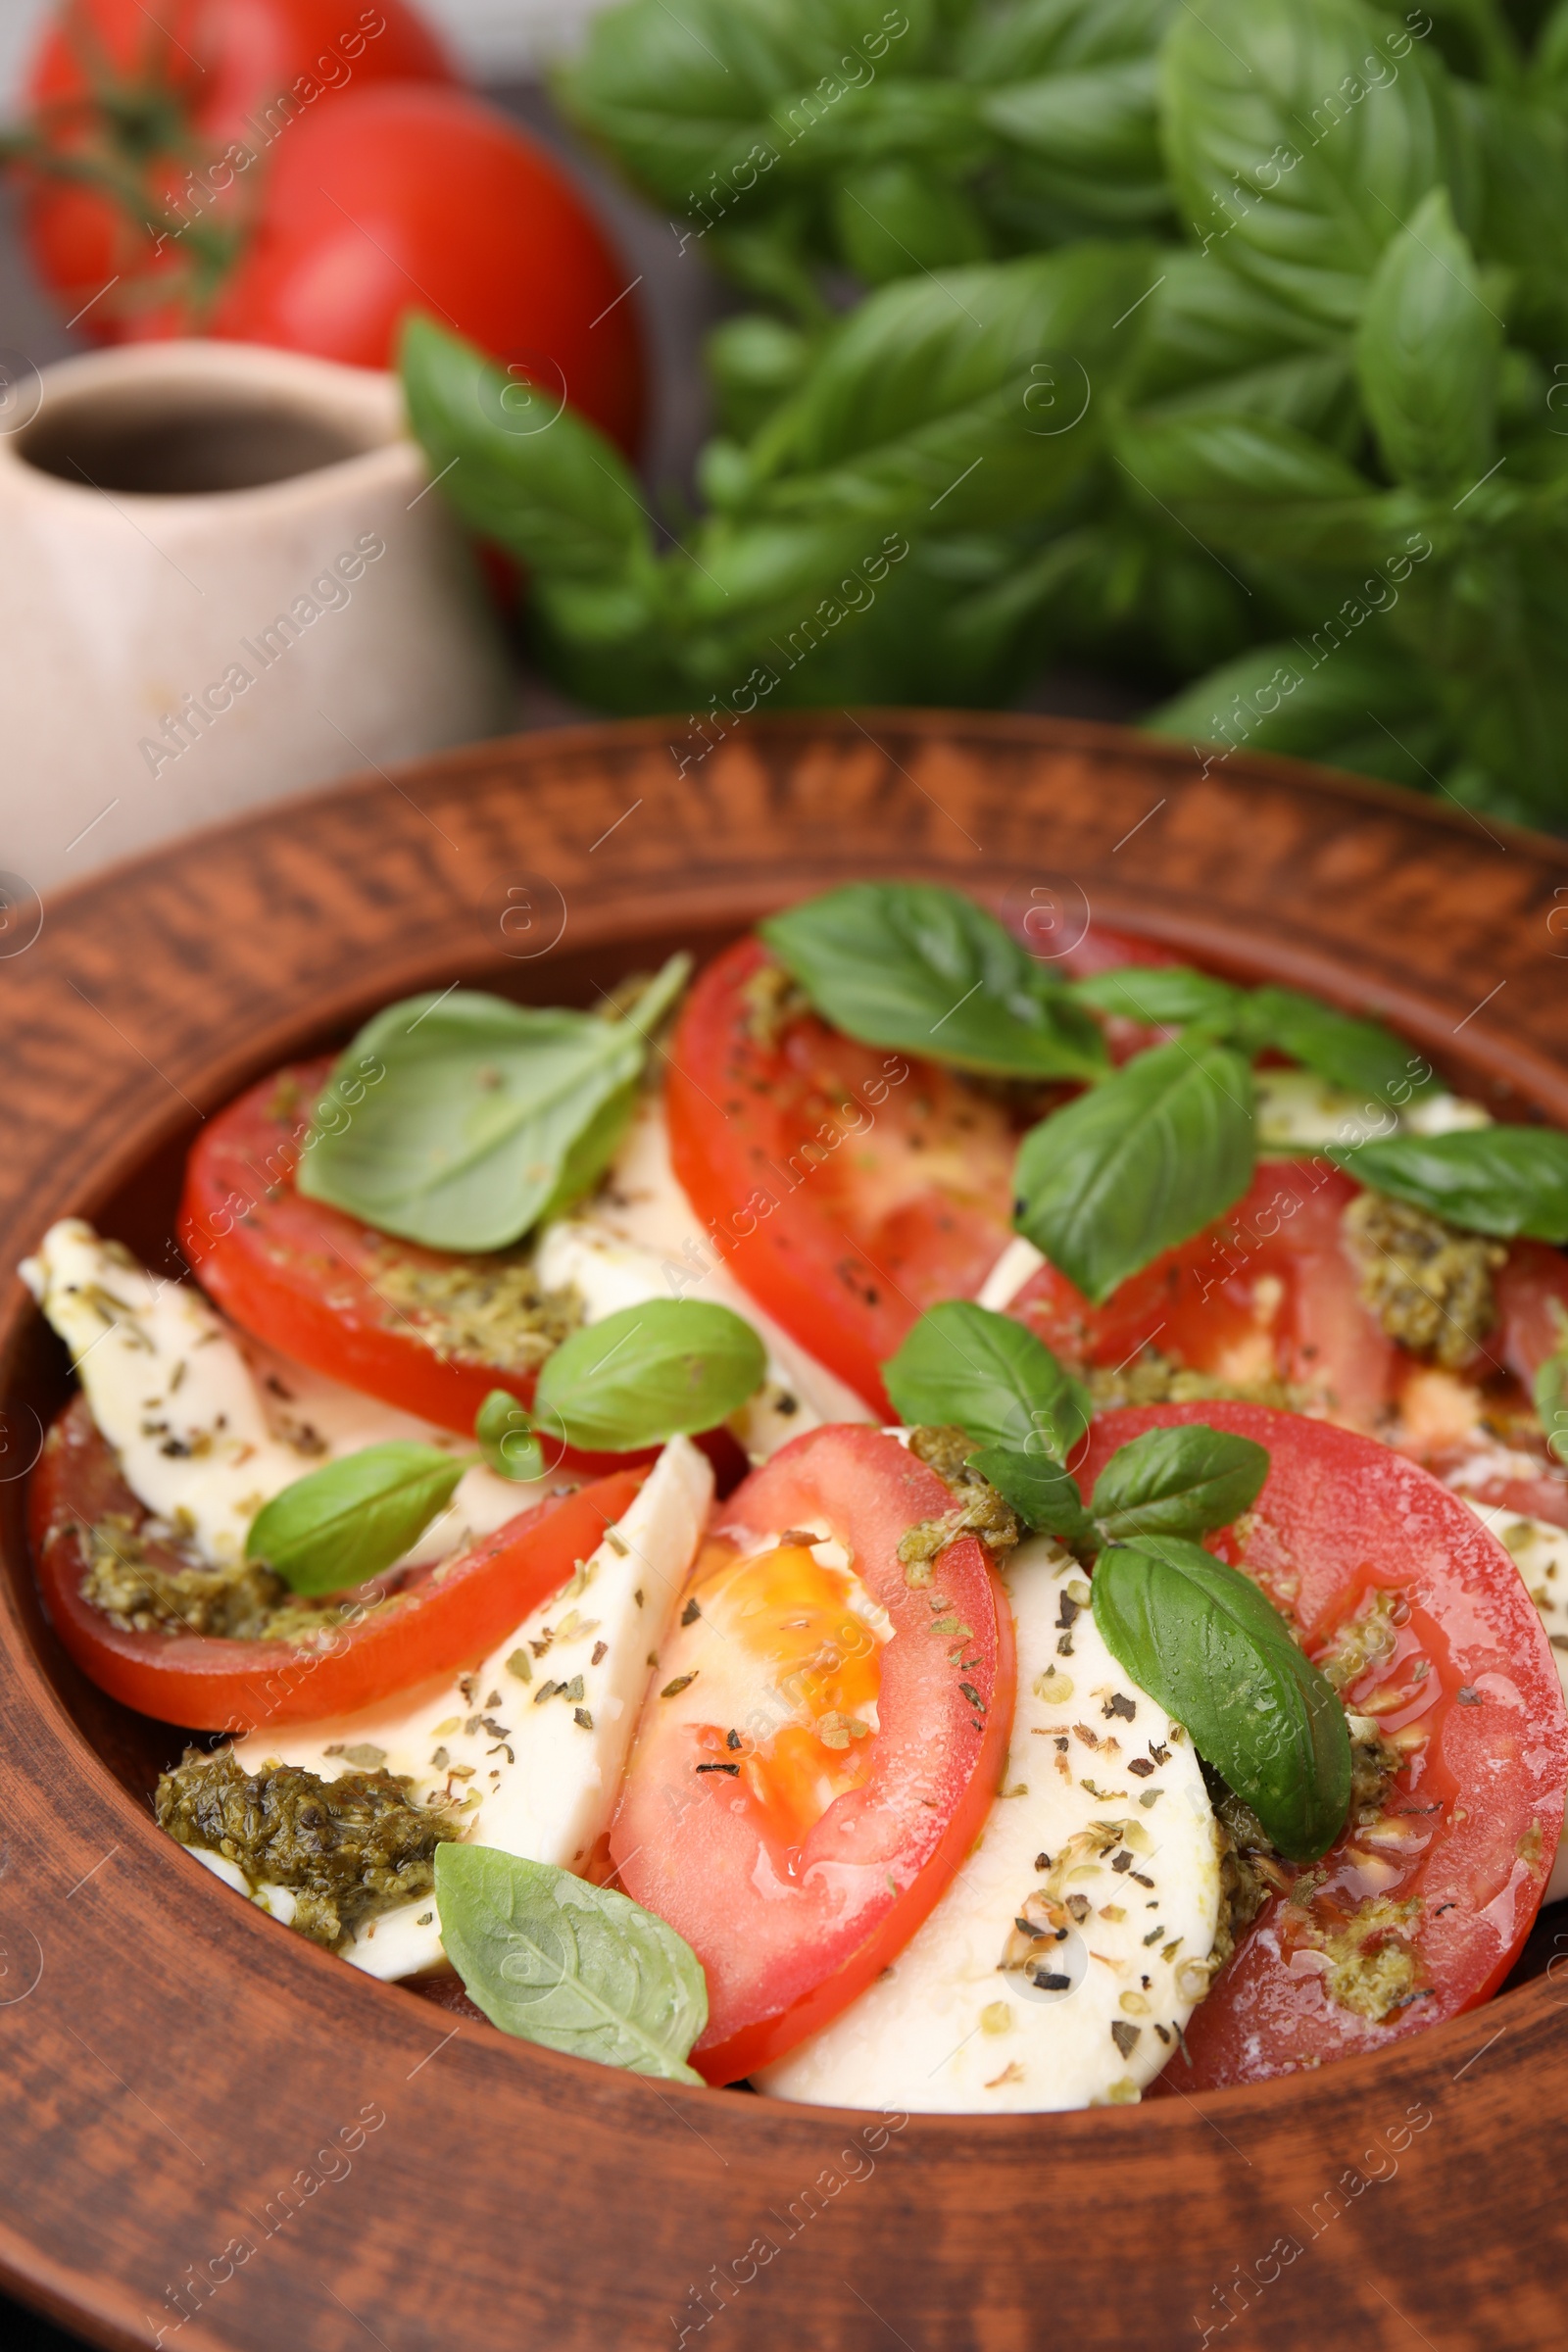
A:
[398, 0, 1568, 823]
[885, 1298, 1351, 1860]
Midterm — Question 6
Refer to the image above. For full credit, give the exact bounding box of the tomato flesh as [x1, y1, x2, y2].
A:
[665, 937, 1027, 1413]
[1080, 1403, 1568, 2087]
[610, 1426, 1016, 2083]
[1008, 1160, 1400, 1431]
[29, 1395, 643, 1732]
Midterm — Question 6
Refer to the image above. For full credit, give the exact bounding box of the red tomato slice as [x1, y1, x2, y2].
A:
[30, 1394, 643, 1733]
[665, 937, 1025, 1413]
[1079, 1402, 1568, 2088]
[1008, 1160, 1399, 1431]
[609, 1426, 1016, 2084]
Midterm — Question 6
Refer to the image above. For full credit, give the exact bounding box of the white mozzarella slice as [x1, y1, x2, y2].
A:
[538, 1091, 873, 1458]
[755, 1537, 1221, 2112]
[1461, 1500, 1568, 1901]
[24, 1220, 550, 1570]
[1252, 1068, 1489, 1152]
[223, 1436, 713, 1978]
[975, 1235, 1046, 1313]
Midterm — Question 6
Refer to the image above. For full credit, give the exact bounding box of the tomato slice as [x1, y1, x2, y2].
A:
[30, 1395, 643, 1732]
[1079, 1402, 1568, 2088]
[181, 1057, 579, 1440]
[1008, 1160, 1399, 1431]
[609, 1426, 1016, 2084]
[665, 938, 1025, 1413]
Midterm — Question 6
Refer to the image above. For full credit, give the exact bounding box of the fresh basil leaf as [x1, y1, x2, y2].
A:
[246, 1444, 466, 1596]
[1092, 1537, 1351, 1860]
[298, 961, 684, 1253]
[1013, 1039, 1255, 1301]
[1355, 188, 1500, 494]
[882, 1301, 1093, 1458]
[1330, 1128, 1568, 1239]
[1143, 635, 1451, 789]
[1535, 1347, 1568, 1465]
[1113, 410, 1396, 568]
[760, 882, 1106, 1079]
[435, 1846, 708, 2082]
[1070, 964, 1246, 1029]
[400, 318, 653, 586]
[968, 1446, 1095, 1549]
[475, 1390, 545, 1484]
[1089, 1424, 1269, 1542]
[834, 164, 992, 283]
[535, 1300, 765, 1451]
[1248, 986, 1431, 1103]
[1160, 0, 1477, 329]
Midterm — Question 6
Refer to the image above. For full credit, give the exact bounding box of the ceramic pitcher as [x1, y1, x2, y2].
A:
[0, 339, 514, 894]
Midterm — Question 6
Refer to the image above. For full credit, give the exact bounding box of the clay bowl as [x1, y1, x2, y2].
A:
[4, 711, 1568, 2352]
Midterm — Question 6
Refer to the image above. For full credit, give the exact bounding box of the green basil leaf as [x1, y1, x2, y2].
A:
[1113, 409, 1397, 568]
[760, 882, 1106, 1079]
[968, 1446, 1095, 1549]
[1088, 1423, 1269, 1542]
[535, 1300, 765, 1451]
[297, 962, 684, 1253]
[1013, 1040, 1255, 1301]
[1070, 964, 1246, 1029]
[1355, 187, 1500, 494]
[1091, 1537, 1351, 1860]
[1143, 634, 1450, 789]
[475, 1390, 545, 1484]
[400, 318, 653, 586]
[1248, 986, 1430, 1102]
[434, 1846, 708, 2082]
[882, 1300, 1093, 1458]
[1330, 1128, 1568, 1239]
[246, 1444, 466, 1596]
[1160, 0, 1476, 329]
[1534, 1344, 1568, 1465]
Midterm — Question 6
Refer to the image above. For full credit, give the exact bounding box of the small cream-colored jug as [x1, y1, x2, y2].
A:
[0, 339, 513, 893]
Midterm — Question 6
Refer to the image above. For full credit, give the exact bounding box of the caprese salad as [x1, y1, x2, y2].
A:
[24, 882, 1568, 2107]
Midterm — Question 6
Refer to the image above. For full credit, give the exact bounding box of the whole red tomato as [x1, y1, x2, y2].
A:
[14, 3, 648, 458]
[19, 1, 453, 333]
[208, 84, 648, 457]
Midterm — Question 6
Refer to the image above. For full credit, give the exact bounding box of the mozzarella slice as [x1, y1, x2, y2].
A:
[220, 1434, 713, 1977]
[755, 1536, 1221, 2112]
[23, 1219, 548, 1569]
[538, 1091, 874, 1458]
[1461, 1500, 1568, 1901]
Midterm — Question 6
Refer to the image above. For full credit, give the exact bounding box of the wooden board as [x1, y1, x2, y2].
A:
[2, 712, 1567, 2351]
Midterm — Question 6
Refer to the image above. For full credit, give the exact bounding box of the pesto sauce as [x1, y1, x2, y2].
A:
[1342, 1190, 1505, 1370]
[156, 1750, 459, 1947]
[897, 1426, 1022, 1585]
[79, 1514, 382, 1643]
[368, 1248, 582, 1371]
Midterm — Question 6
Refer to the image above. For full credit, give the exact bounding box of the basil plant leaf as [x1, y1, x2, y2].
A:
[297, 959, 686, 1253]
[1089, 1423, 1269, 1543]
[883, 1300, 1092, 1460]
[1070, 964, 1246, 1030]
[435, 1846, 708, 2083]
[1092, 1536, 1352, 1861]
[246, 1443, 466, 1596]
[760, 882, 1107, 1080]
[1535, 1349, 1568, 1467]
[535, 1300, 766, 1452]
[1013, 1039, 1255, 1301]
[1331, 1127, 1568, 1241]
[475, 1389, 545, 1484]
[968, 1446, 1095, 1551]
[1247, 986, 1431, 1103]
[1355, 187, 1499, 496]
